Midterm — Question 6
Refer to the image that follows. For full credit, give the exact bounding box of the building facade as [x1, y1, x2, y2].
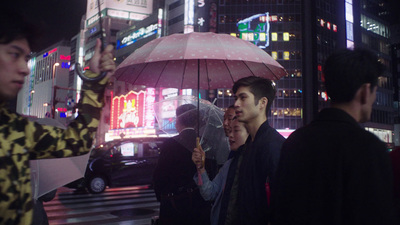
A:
[216, 0, 396, 146]
[17, 41, 72, 124]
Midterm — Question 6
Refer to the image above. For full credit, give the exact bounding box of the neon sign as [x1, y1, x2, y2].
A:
[117, 24, 158, 49]
[110, 90, 151, 129]
[43, 48, 58, 58]
[145, 88, 156, 128]
[60, 55, 71, 60]
[237, 13, 270, 48]
[61, 62, 70, 69]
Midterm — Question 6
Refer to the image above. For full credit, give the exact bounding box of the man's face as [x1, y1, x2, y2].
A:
[234, 86, 263, 123]
[223, 108, 235, 136]
[360, 85, 377, 123]
[0, 38, 30, 101]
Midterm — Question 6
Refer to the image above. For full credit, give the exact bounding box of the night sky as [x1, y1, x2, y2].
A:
[6, 0, 87, 52]
[5, 0, 400, 52]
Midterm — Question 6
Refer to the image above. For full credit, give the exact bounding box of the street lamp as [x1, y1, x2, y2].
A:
[51, 62, 60, 118]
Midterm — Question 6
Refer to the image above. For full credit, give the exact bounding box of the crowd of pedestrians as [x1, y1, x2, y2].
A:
[154, 48, 400, 225]
[1, 5, 399, 225]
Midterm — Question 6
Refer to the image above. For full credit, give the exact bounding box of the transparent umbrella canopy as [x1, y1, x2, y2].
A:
[153, 95, 230, 165]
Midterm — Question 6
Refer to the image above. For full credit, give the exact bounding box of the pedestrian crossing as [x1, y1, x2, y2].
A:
[44, 186, 160, 225]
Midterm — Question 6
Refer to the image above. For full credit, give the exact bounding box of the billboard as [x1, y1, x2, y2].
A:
[237, 13, 270, 49]
[110, 88, 156, 130]
[116, 14, 159, 50]
[86, 0, 153, 25]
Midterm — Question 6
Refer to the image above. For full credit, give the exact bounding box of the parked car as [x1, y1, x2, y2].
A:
[66, 137, 167, 193]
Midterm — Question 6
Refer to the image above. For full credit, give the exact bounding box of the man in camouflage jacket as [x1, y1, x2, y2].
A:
[0, 9, 116, 225]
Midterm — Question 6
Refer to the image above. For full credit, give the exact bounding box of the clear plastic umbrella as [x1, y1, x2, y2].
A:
[153, 95, 230, 165]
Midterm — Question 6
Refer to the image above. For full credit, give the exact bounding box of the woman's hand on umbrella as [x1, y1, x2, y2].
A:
[89, 38, 116, 79]
[192, 147, 205, 172]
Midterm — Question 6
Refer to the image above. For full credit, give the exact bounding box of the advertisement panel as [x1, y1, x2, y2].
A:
[237, 13, 270, 48]
[86, 0, 153, 23]
[108, 88, 156, 140]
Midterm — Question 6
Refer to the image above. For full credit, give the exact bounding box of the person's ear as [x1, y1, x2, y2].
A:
[259, 97, 268, 109]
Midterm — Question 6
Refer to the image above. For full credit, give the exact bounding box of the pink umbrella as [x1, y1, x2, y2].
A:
[115, 32, 287, 184]
[114, 32, 287, 89]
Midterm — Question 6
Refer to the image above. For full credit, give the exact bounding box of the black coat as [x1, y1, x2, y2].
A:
[153, 128, 211, 225]
[237, 121, 285, 225]
[273, 108, 398, 225]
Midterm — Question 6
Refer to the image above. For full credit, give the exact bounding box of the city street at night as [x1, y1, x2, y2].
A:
[43, 186, 159, 225]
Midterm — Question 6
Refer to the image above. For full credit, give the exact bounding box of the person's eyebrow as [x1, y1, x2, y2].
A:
[238, 92, 248, 97]
[10, 45, 31, 59]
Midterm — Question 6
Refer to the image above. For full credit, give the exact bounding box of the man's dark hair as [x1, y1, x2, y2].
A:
[176, 104, 197, 128]
[0, 6, 39, 50]
[323, 48, 385, 103]
[232, 76, 276, 116]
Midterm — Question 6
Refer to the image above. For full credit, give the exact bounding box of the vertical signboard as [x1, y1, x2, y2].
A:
[195, 0, 217, 32]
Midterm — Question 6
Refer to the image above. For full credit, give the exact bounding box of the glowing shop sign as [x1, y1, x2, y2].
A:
[60, 55, 71, 60]
[110, 89, 156, 130]
[237, 13, 270, 48]
[43, 48, 58, 58]
[145, 88, 155, 128]
[117, 24, 158, 49]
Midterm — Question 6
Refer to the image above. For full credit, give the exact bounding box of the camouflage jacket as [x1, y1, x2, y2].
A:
[0, 72, 107, 225]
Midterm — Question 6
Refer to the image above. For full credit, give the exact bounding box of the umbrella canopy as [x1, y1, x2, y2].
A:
[114, 32, 287, 89]
[29, 118, 90, 200]
[153, 95, 230, 165]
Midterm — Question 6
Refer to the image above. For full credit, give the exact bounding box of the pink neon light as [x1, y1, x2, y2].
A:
[48, 48, 57, 54]
[60, 55, 71, 60]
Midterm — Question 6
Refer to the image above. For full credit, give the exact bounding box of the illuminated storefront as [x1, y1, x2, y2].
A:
[107, 88, 156, 140]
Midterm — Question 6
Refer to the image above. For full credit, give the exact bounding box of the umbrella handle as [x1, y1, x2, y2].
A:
[75, 0, 107, 83]
[196, 137, 204, 185]
[75, 63, 108, 82]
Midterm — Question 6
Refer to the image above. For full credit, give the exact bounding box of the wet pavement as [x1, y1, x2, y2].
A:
[44, 185, 159, 225]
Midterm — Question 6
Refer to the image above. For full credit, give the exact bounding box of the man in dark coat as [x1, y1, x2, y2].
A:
[273, 48, 398, 224]
[215, 77, 285, 225]
[153, 104, 211, 225]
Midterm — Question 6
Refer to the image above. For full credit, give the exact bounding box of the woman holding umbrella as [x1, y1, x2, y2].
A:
[192, 117, 249, 225]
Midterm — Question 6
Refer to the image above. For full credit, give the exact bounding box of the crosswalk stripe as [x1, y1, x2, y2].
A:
[44, 187, 159, 225]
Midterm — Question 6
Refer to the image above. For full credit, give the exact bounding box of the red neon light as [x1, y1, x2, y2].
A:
[259, 16, 267, 22]
[48, 48, 57, 54]
[83, 66, 90, 71]
[111, 90, 146, 129]
[110, 91, 114, 128]
[57, 108, 67, 112]
[145, 88, 155, 128]
[320, 19, 325, 27]
[327, 22, 331, 30]
[270, 15, 278, 22]
[333, 24, 337, 32]
[60, 55, 71, 60]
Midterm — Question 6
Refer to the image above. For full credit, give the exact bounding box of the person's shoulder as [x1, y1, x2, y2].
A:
[359, 128, 387, 150]
[162, 137, 178, 146]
